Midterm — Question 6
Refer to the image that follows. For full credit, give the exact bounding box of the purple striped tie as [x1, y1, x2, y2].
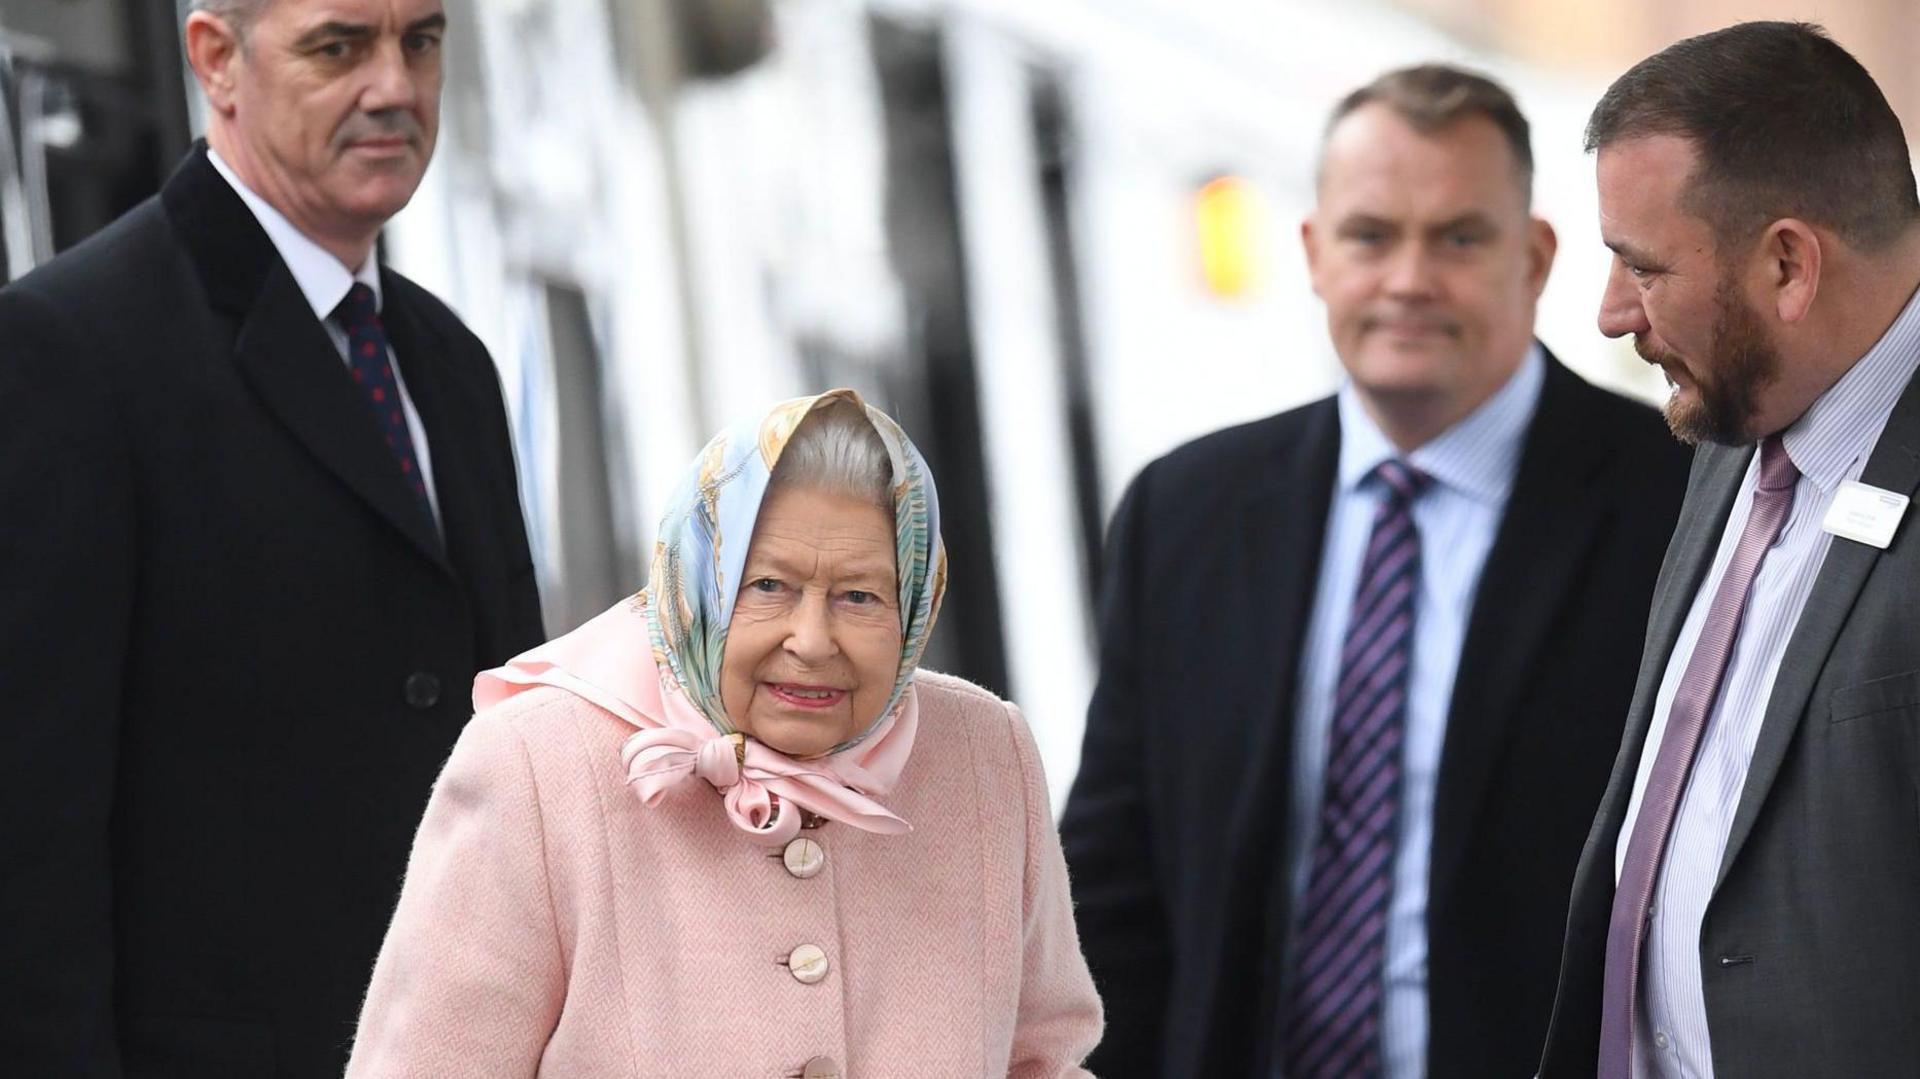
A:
[1282, 458, 1429, 1079]
[1598, 436, 1798, 1078]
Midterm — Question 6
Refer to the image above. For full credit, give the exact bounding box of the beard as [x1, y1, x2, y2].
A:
[1636, 272, 1782, 446]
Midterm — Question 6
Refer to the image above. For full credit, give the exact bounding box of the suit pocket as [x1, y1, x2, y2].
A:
[122, 1013, 275, 1078]
[1830, 669, 1920, 724]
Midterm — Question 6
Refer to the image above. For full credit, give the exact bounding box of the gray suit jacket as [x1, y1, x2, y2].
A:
[1539, 363, 1920, 1078]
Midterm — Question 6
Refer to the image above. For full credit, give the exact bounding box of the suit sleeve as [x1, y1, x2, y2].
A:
[0, 286, 134, 1075]
[1004, 701, 1103, 1077]
[1057, 471, 1172, 1076]
[346, 710, 565, 1077]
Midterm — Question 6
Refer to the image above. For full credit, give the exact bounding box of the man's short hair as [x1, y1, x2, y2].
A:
[1585, 21, 1920, 252]
[190, 0, 270, 38]
[1322, 64, 1535, 206]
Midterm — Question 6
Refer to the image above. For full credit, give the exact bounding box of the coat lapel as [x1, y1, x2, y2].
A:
[1714, 367, 1920, 890]
[161, 145, 450, 569]
[1210, 400, 1339, 1075]
[1427, 357, 1612, 906]
[1591, 443, 1747, 837]
[1237, 400, 1340, 913]
[1540, 436, 1740, 1073]
[381, 279, 482, 581]
[1236, 412, 1341, 807]
[1581, 445, 1745, 887]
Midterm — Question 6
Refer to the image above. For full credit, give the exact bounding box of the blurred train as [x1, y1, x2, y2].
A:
[1, 0, 1655, 798]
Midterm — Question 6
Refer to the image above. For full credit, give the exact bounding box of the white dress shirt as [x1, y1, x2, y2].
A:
[206, 148, 442, 527]
[1615, 283, 1920, 1078]
[1283, 345, 1544, 1079]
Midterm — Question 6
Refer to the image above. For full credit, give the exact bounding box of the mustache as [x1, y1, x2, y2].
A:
[1633, 334, 1682, 369]
[334, 109, 425, 149]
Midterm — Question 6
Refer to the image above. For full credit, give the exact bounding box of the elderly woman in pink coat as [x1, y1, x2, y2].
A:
[348, 389, 1102, 1077]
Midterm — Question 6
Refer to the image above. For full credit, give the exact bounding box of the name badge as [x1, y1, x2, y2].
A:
[1820, 480, 1910, 549]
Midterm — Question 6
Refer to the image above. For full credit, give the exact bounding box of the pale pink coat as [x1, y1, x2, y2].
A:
[347, 670, 1103, 1077]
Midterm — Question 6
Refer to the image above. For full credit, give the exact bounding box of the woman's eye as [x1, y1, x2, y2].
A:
[844, 590, 875, 605]
[748, 578, 782, 594]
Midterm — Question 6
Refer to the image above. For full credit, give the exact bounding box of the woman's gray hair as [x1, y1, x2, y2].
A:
[768, 398, 894, 511]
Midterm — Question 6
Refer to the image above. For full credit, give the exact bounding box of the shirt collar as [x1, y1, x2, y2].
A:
[1778, 279, 1920, 493]
[206, 147, 382, 322]
[1336, 342, 1545, 505]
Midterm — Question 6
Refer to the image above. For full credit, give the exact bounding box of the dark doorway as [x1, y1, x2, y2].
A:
[867, 14, 1011, 697]
[1031, 73, 1105, 602]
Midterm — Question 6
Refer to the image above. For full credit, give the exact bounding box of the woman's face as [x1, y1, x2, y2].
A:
[720, 484, 903, 757]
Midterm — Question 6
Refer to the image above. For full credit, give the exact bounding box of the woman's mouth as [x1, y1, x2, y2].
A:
[766, 684, 848, 710]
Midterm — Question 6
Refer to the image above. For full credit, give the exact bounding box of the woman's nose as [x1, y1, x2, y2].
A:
[782, 593, 837, 661]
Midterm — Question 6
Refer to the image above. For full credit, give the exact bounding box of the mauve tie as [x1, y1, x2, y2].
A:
[1598, 435, 1799, 1078]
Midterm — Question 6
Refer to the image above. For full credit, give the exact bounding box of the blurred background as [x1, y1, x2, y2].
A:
[3, 0, 1916, 802]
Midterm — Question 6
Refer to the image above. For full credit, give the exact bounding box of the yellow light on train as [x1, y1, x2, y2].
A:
[1194, 175, 1267, 300]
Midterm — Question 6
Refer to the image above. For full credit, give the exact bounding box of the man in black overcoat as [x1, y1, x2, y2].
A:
[0, 3, 544, 1073]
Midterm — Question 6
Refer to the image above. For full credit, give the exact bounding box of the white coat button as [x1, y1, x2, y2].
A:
[1654, 1030, 1671, 1050]
[801, 1056, 839, 1078]
[787, 944, 829, 984]
[783, 837, 825, 879]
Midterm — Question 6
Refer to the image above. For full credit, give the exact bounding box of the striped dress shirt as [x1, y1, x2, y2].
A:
[1614, 283, 1920, 1078]
[1284, 345, 1544, 1079]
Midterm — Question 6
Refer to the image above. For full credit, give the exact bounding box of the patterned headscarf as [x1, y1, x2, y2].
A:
[646, 387, 947, 752]
[474, 388, 947, 842]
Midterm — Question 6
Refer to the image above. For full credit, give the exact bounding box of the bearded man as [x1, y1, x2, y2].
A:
[1540, 21, 1920, 1079]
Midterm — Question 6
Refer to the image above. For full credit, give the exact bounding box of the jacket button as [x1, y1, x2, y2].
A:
[801, 1056, 839, 1078]
[783, 837, 825, 879]
[786, 944, 829, 985]
[403, 672, 442, 710]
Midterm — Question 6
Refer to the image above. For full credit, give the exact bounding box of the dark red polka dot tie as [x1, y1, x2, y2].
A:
[333, 282, 433, 526]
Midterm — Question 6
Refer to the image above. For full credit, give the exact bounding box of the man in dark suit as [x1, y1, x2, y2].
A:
[1540, 23, 1920, 1078]
[1061, 66, 1690, 1079]
[0, 2, 544, 1074]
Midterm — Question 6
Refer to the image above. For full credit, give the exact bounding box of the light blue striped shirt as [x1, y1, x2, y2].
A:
[1283, 345, 1544, 1079]
[1616, 282, 1920, 1078]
